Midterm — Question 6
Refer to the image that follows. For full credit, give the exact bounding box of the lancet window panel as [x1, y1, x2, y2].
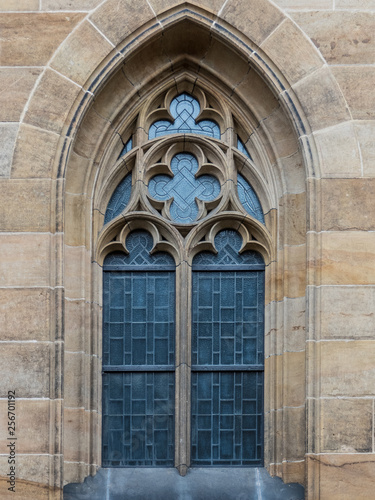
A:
[102, 230, 176, 467]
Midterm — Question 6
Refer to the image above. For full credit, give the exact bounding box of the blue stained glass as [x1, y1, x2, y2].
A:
[148, 153, 221, 224]
[103, 229, 175, 466]
[148, 93, 220, 139]
[237, 174, 264, 224]
[104, 174, 132, 224]
[103, 231, 175, 269]
[191, 229, 264, 466]
[118, 138, 133, 158]
[237, 138, 252, 160]
[192, 230, 264, 267]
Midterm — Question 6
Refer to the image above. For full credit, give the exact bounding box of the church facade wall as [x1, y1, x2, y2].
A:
[0, 1, 374, 498]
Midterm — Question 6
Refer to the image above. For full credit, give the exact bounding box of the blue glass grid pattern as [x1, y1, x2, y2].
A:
[192, 230, 265, 268]
[237, 174, 265, 224]
[192, 229, 264, 466]
[103, 271, 175, 367]
[148, 153, 221, 224]
[103, 230, 175, 466]
[191, 371, 263, 465]
[103, 372, 174, 466]
[237, 138, 252, 160]
[103, 231, 175, 269]
[148, 93, 220, 139]
[104, 174, 132, 224]
[191, 271, 265, 367]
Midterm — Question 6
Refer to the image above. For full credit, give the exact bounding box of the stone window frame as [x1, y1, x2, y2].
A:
[95, 83, 273, 474]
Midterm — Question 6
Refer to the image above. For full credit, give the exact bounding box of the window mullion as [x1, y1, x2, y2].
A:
[174, 260, 192, 475]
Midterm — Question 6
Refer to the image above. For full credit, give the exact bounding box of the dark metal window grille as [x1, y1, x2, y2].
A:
[191, 230, 265, 466]
[102, 231, 175, 466]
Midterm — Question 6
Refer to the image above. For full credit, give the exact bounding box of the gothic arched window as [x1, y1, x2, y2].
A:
[98, 87, 270, 474]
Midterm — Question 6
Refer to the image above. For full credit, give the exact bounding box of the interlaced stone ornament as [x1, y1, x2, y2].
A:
[148, 152, 221, 224]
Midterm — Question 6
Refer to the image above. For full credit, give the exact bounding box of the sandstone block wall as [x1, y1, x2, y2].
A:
[0, 1, 374, 499]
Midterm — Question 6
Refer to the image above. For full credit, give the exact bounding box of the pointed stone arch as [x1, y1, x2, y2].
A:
[9, 1, 356, 495]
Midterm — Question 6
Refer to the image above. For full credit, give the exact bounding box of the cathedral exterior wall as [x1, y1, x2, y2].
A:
[0, 1, 374, 498]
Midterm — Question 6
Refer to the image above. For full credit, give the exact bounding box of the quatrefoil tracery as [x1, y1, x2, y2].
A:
[147, 152, 221, 224]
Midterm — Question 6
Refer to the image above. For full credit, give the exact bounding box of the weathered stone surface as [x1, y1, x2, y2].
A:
[276, 152, 306, 195]
[24, 69, 81, 134]
[198, 38, 249, 91]
[73, 106, 110, 160]
[319, 340, 375, 396]
[149, 0, 223, 15]
[0, 13, 84, 66]
[316, 232, 375, 285]
[261, 18, 324, 86]
[0, 123, 18, 178]
[283, 406, 305, 460]
[0, 68, 42, 121]
[11, 124, 60, 178]
[321, 399, 372, 453]
[265, 296, 306, 357]
[0, 454, 49, 489]
[64, 193, 90, 246]
[274, 0, 331, 8]
[0, 179, 51, 231]
[64, 299, 86, 352]
[292, 12, 375, 65]
[313, 121, 361, 177]
[292, 66, 351, 131]
[332, 66, 375, 120]
[51, 20, 113, 86]
[64, 245, 91, 299]
[89, 0, 155, 47]
[0, 343, 51, 397]
[42, 0, 103, 9]
[0, 233, 52, 287]
[321, 178, 375, 230]
[307, 454, 375, 500]
[64, 352, 86, 408]
[92, 66, 134, 121]
[122, 36, 171, 89]
[0, 0, 39, 9]
[355, 120, 375, 176]
[220, 0, 285, 47]
[283, 350, 306, 407]
[279, 192, 306, 246]
[335, 0, 375, 9]
[235, 68, 279, 122]
[0, 288, 52, 341]
[261, 107, 300, 160]
[319, 286, 375, 340]
[0, 400, 51, 453]
[64, 408, 88, 463]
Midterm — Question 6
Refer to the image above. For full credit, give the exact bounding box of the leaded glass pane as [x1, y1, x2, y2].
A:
[118, 138, 133, 158]
[103, 230, 175, 466]
[192, 230, 265, 268]
[237, 174, 265, 224]
[103, 271, 175, 367]
[148, 93, 220, 139]
[192, 229, 264, 466]
[237, 138, 252, 160]
[103, 372, 174, 466]
[192, 271, 264, 367]
[148, 153, 221, 224]
[104, 174, 132, 224]
[191, 372, 263, 465]
[103, 231, 175, 269]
